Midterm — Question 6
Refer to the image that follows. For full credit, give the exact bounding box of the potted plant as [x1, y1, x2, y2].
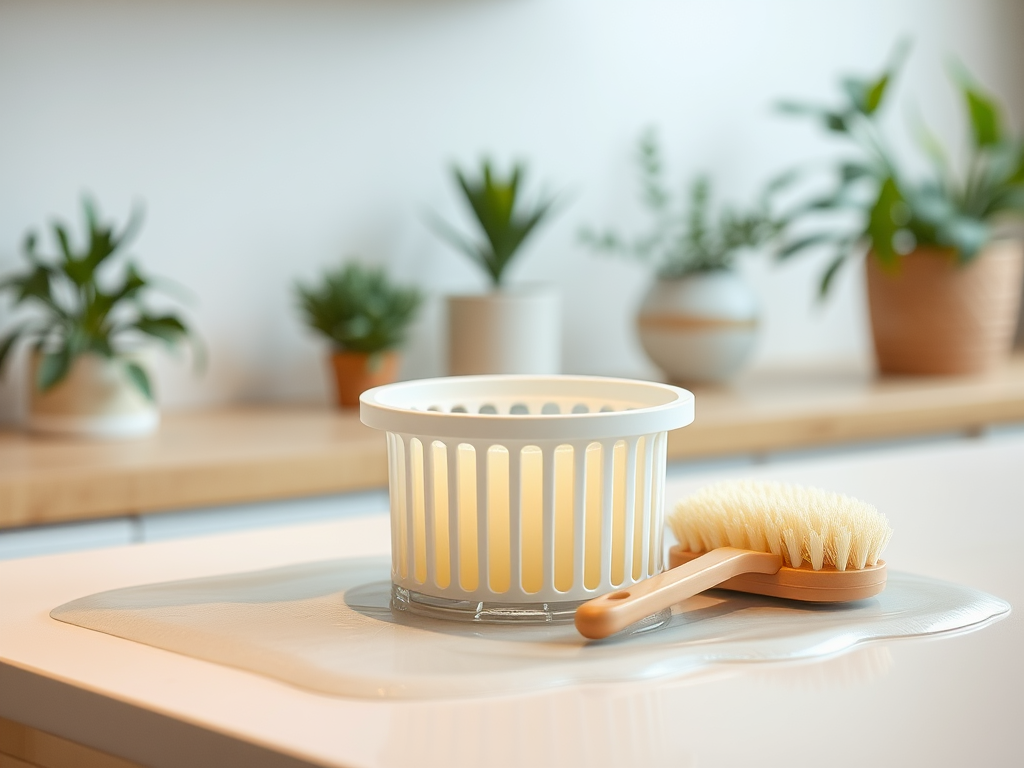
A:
[295, 261, 421, 408]
[429, 159, 562, 375]
[0, 197, 199, 437]
[581, 130, 781, 384]
[776, 42, 1024, 375]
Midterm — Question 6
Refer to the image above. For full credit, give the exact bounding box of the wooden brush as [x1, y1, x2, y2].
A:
[574, 480, 893, 640]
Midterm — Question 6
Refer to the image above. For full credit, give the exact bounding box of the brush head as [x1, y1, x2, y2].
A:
[669, 480, 893, 572]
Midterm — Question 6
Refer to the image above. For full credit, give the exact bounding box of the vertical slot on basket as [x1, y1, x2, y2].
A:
[396, 434, 411, 581]
[583, 441, 603, 590]
[622, 437, 638, 585]
[600, 440, 615, 587]
[553, 444, 574, 592]
[431, 441, 451, 589]
[410, 438, 427, 584]
[388, 433, 406, 579]
[649, 431, 668, 576]
[456, 444, 479, 592]
[610, 440, 628, 587]
[520, 446, 544, 594]
[631, 436, 646, 581]
[487, 445, 511, 594]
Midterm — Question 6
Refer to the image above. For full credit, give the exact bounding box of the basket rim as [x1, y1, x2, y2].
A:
[359, 374, 694, 441]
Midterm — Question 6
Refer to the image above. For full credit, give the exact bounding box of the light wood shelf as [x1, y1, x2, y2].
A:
[670, 355, 1024, 458]
[0, 408, 387, 529]
[2, 355, 1023, 529]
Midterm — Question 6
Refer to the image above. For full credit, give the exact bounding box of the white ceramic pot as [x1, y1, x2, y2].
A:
[636, 271, 758, 385]
[28, 351, 159, 438]
[447, 285, 560, 375]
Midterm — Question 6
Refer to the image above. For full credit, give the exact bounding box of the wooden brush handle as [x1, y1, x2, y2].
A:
[574, 547, 784, 640]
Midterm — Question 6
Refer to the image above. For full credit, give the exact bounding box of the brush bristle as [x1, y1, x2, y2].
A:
[669, 480, 893, 571]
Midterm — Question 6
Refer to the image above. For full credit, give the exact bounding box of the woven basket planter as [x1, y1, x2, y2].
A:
[866, 240, 1024, 376]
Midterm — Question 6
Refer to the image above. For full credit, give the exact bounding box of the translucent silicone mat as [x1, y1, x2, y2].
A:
[50, 557, 1010, 699]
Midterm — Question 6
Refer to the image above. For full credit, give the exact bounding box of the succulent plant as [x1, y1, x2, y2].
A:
[295, 262, 421, 361]
[429, 160, 559, 287]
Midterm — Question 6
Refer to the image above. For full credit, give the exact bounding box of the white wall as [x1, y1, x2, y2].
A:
[2, 0, 1022, 423]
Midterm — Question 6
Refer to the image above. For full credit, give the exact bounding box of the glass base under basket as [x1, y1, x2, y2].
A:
[391, 584, 671, 634]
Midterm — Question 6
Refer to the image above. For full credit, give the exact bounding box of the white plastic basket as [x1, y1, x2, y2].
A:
[360, 375, 694, 622]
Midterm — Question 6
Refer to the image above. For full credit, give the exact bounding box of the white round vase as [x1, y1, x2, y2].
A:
[28, 352, 159, 438]
[636, 271, 758, 385]
[447, 285, 560, 375]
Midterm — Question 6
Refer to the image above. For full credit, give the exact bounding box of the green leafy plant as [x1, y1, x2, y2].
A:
[581, 130, 781, 278]
[429, 160, 559, 288]
[295, 262, 421, 363]
[776, 41, 1024, 296]
[0, 197, 199, 399]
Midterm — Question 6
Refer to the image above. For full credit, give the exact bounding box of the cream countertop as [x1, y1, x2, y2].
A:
[1, 433, 1021, 767]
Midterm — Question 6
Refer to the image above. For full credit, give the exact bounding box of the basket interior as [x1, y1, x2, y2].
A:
[372, 377, 679, 418]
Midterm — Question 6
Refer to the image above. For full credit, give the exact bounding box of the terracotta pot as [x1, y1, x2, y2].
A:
[330, 350, 400, 408]
[866, 240, 1024, 375]
[28, 351, 159, 438]
[636, 271, 758, 385]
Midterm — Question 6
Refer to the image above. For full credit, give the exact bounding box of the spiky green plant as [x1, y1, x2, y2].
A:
[0, 197, 199, 399]
[295, 262, 421, 364]
[776, 40, 1024, 297]
[580, 129, 782, 278]
[429, 160, 559, 287]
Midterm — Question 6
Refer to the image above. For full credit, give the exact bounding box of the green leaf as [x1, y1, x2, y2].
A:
[864, 74, 890, 115]
[36, 348, 72, 392]
[776, 232, 846, 260]
[985, 186, 1024, 216]
[53, 223, 74, 262]
[910, 182, 957, 224]
[841, 77, 870, 113]
[88, 335, 114, 357]
[840, 162, 874, 182]
[776, 100, 828, 117]
[819, 252, 848, 299]
[866, 177, 906, 268]
[763, 167, 802, 195]
[112, 263, 148, 302]
[1010, 143, 1024, 185]
[863, 38, 909, 115]
[939, 216, 990, 263]
[108, 201, 144, 255]
[16, 265, 54, 305]
[777, 187, 866, 223]
[636, 129, 670, 210]
[425, 210, 487, 269]
[134, 314, 188, 346]
[578, 227, 625, 253]
[22, 231, 39, 262]
[64, 326, 90, 357]
[965, 89, 1001, 147]
[439, 160, 560, 287]
[0, 324, 27, 375]
[951, 66, 1004, 148]
[980, 141, 1020, 184]
[124, 361, 154, 401]
[825, 112, 848, 132]
[841, 71, 892, 116]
